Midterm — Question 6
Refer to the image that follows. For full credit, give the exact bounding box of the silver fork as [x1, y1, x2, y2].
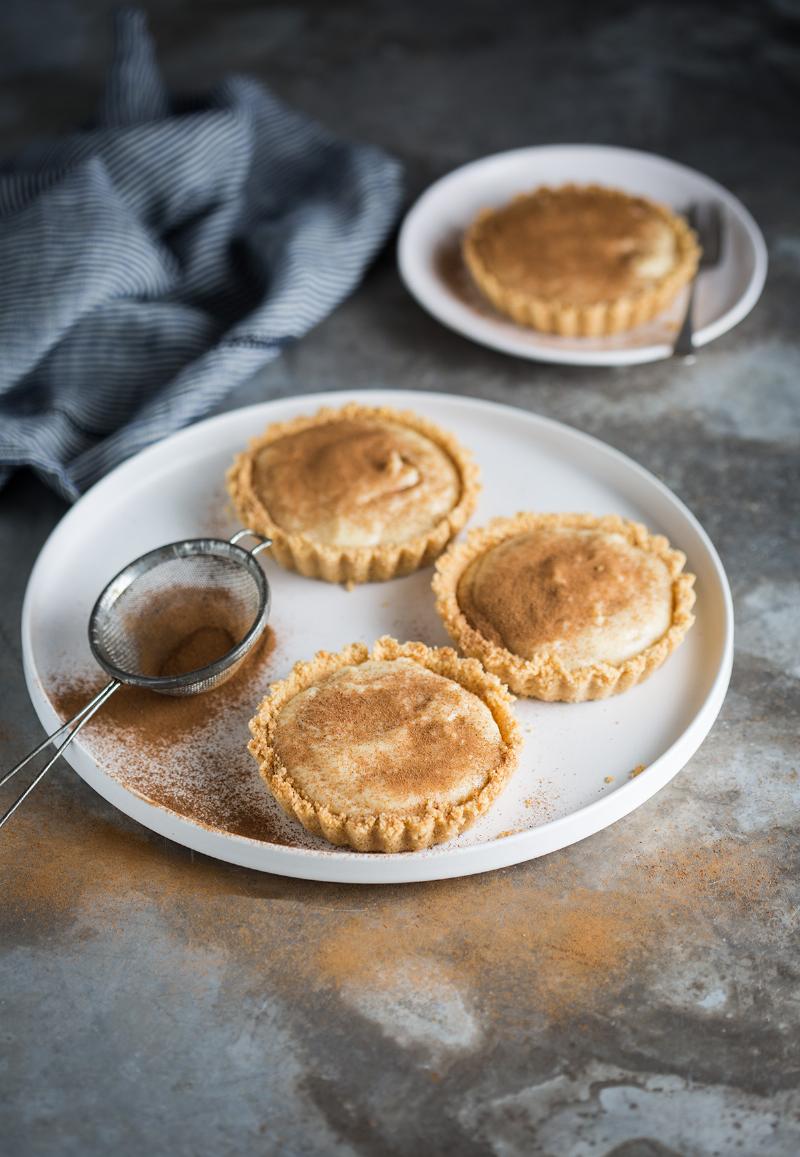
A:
[672, 201, 724, 360]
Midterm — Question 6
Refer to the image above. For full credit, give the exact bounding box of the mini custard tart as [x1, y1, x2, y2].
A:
[226, 403, 480, 584]
[433, 513, 696, 702]
[248, 636, 522, 852]
[462, 184, 700, 337]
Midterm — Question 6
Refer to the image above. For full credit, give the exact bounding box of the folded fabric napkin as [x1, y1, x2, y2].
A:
[0, 9, 403, 500]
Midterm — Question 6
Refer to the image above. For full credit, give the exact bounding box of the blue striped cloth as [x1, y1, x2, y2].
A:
[0, 10, 403, 500]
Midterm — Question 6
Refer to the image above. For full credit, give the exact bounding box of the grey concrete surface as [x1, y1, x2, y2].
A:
[1, 2, 799, 1155]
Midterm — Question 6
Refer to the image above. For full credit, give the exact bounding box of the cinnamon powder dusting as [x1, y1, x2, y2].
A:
[250, 418, 460, 546]
[122, 586, 250, 678]
[3, 775, 787, 1030]
[466, 186, 679, 304]
[457, 527, 666, 658]
[158, 626, 236, 678]
[274, 660, 505, 811]
[310, 836, 785, 1022]
[46, 626, 309, 846]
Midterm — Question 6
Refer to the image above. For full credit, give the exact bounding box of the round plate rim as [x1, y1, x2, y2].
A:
[397, 143, 768, 367]
[20, 389, 734, 884]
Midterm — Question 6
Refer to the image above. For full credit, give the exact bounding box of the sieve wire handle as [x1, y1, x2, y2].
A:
[229, 529, 272, 557]
[0, 680, 121, 830]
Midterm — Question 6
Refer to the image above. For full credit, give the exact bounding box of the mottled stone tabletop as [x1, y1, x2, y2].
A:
[1, 3, 798, 1155]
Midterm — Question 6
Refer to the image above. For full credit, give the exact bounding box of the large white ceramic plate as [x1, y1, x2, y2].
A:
[398, 144, 767, 366]
[22, 390, 732, 883]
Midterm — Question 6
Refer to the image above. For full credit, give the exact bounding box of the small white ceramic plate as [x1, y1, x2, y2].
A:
[398, 144, 767, 366]
[21, 391, 732, 883]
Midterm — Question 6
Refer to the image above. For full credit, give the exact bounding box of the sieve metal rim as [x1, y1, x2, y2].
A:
[87, 536, 271, 692]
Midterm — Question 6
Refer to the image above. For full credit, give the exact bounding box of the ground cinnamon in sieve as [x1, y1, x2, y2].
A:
[159, 626, 237, 677]
[123, 586, 249, 678]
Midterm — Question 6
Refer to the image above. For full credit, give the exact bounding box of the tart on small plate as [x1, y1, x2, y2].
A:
[227, 402, 480, 584]
[433, 513, 696, 702]
[463, 183, 700, 336]
[248, 636, 522, 852]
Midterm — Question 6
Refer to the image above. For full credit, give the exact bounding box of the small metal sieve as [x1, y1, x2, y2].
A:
[0, 529, 272, 829]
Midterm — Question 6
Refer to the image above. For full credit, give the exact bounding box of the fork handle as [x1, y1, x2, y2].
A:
[673, 276, 698, 358]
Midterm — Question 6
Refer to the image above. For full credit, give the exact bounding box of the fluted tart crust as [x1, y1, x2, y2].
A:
[248, 636, 522, 852]
[463, 184, 700, 337]
[433, 513, 696, 702]
[226, 403, 480, 584]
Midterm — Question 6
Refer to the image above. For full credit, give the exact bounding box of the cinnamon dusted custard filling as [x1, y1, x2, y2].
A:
[467, 187, 680, 306]
[252, 419, 460, 547]
[433, 514, 696, 701]
[249, 637, 521, 851]
[273, 658, 504, 814]
[462, 184, 700, 337]
[457, 527, 673, 670]
[226, 404, 480, 584]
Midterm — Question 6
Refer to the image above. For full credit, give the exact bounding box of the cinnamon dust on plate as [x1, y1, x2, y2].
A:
[47, 625, 317, 848]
